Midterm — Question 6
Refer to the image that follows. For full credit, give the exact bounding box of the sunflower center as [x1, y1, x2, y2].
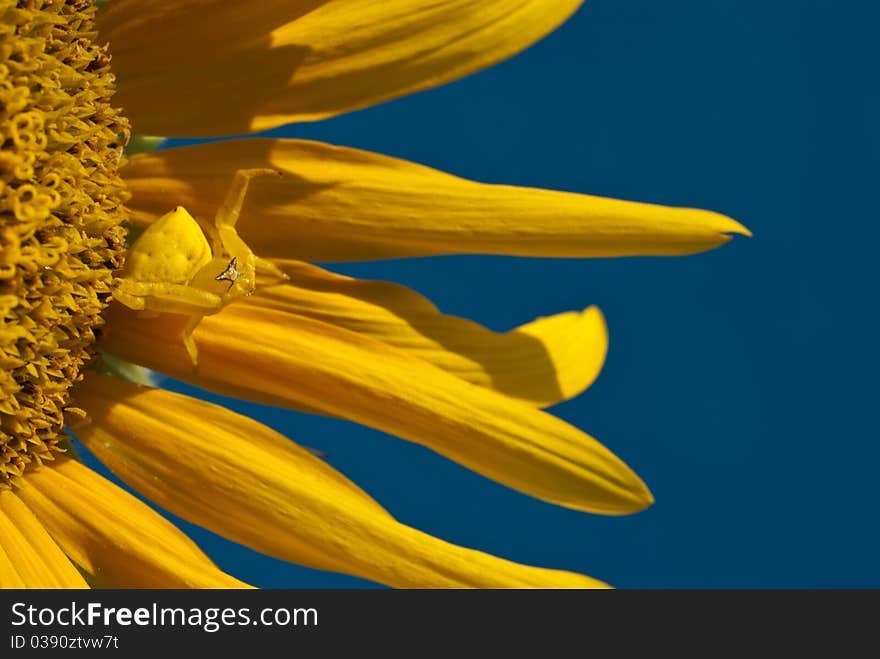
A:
[0, 0, 129, 485]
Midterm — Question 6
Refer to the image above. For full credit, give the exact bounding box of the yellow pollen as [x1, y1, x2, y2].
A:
[0, 0, 129, 485]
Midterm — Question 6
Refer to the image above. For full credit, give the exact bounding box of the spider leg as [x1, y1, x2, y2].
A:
[213, 168, 281, 255]
[255, 256, 289, 282]
[181, 314, 204, 367]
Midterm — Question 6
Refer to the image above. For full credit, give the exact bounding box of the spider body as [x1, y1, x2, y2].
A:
[114, 169, 285, 365]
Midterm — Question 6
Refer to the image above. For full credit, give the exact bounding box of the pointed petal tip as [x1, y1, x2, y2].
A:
[546, 450, 653, 516]
[594, 470, 654, 517]
[602, 486, 654, 517]
[676, 209, 751, 256]
[582, 303, 605, 319]
[581, 305, 608, 332]
[712, 211, 752, 239]
[627, 469, 655, 512]
[635, 481, 655, 511]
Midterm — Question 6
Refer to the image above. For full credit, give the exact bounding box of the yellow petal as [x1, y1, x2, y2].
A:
[0, 543, 25, 588]
[0, 488, 88, 588]
[122, 139, 750, 260]
[74, 375, 609, 588]
[14, 458, 250, 589]
[99, 0, 583, 136]
[241, 260, 606, 407]
[101, 304, 652, 515]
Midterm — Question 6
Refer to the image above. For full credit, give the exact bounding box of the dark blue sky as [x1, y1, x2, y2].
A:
[81, 0, 879, 587]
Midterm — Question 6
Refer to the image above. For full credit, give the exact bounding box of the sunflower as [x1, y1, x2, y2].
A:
[0, 0, 749, 589]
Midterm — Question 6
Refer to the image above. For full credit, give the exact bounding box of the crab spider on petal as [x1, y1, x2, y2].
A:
[114, 168, 288, 366]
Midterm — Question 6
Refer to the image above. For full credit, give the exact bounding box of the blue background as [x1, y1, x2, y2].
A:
[82, 0, 879, 587]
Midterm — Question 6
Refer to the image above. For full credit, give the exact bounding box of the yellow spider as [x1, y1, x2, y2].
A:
[114, 168, 287, 366]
